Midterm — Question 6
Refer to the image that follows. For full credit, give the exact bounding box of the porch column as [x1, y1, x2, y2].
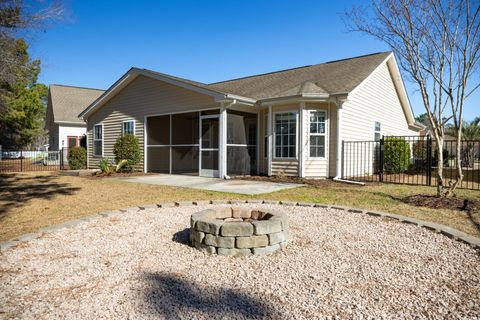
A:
[219, 103, 227, 179]
[267, 105, 273, 176]
[299, 102, 306, 178]
[335, 99, 345, 178]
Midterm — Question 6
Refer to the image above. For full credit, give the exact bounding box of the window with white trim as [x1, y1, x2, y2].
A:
[374, 121, 381, 141]
[93, 124, 103, 156]
[274, 112, 297, 158]
[122, 120, 135, 136]
[309, 110, 326, 158]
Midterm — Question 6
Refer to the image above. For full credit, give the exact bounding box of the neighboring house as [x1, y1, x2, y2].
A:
[46, 84, 104, 150]
[79, 52, 423, 178]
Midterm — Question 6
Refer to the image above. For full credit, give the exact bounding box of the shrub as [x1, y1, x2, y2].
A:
[113, 134, 141, 172]
[68, 147, 87, 170]
[384, 136, 411, 173]
[99, 158, 113, 175]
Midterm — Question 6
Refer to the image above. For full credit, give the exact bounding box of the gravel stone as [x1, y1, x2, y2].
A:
[0, 204, 479, 319]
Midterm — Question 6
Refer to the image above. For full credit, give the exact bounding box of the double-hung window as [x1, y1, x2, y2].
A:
[274, 112, 297, 158]
[374, 121, 381, 141]
[122, 120, 135, 136]
[93, 124, 103, 156]
[309, 110, 326, 158]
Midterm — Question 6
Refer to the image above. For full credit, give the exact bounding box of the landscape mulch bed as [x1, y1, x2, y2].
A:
[235, 175, 358, 188]
[402, 194, 480, 212]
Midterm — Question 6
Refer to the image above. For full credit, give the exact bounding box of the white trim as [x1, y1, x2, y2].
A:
[122, 119, 136, 136]
[335, 100, 345, 178]
[267, 106, 272, 176]
[93, 123, 103, 157]
[199, 114, 220, 178]
[272, 110, 299, 161]
[143, 116, 147, 173]
[307, 109, 328, 160]
[299, 102, 306, 177]
[54, 121, 86, 125]
[219, 104, 227, 179]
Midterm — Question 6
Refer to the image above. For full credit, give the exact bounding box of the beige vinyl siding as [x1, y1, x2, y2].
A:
[86, 75, 218, 170]
[340, 62, 418, 177]
[342, 62, 418, 141]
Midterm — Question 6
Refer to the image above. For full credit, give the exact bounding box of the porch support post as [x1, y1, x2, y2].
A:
[299, 102, 306, 178]
[267, 105, 273, 176]
[219, 103, 227, 179]
[335, 99, 345, 178]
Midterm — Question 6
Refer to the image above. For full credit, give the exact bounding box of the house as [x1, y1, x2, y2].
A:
[46, 84, 104, 150]
[79, 52, 423, 178]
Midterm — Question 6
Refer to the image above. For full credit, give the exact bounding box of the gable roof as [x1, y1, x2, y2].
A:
[80, 52, 394, 119]
[49, 84, 104, 124]
[207, 52, 391, 100]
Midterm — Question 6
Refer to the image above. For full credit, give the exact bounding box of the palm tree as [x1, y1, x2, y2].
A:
[447, 118, 480, 167]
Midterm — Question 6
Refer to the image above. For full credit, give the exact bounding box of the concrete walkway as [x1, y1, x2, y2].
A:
[114, 174, 303, 195]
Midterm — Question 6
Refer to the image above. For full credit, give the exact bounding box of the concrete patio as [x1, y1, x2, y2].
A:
[114, 174, 303, 195]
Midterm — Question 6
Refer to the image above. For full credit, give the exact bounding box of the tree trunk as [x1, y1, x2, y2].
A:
[445, 136, 464, 197]
[436, 137, 446, 197]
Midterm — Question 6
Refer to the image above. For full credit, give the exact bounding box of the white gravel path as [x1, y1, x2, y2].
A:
[0, 204, 479, 319]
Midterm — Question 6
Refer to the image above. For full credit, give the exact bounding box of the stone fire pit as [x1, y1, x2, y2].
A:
[190, 206, 290, 256]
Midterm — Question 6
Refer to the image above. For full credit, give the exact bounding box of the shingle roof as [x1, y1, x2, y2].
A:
[207, 52, 391, 100]
[49, 85, 105, 123]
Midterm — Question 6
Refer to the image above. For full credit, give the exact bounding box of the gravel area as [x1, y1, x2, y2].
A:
[1, 204, 479, 319]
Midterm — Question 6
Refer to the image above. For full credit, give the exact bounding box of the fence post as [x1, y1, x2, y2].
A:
[341, 140, 345, 179]
[426, 135, 432, 186]
[379, 136, 384, 182]
[60, 148, 64, 170]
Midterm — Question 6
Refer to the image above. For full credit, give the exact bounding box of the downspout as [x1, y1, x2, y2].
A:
[332, 98, 365, 185]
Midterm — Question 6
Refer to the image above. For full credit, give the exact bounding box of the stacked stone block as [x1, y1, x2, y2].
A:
[190, 207, 290, 256]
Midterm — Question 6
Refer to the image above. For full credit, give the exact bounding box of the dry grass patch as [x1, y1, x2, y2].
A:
[0, 172, 479, 241]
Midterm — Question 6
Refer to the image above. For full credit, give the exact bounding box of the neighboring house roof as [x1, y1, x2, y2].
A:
[49, 84, 104, 124]
[208, 52, 391, 100]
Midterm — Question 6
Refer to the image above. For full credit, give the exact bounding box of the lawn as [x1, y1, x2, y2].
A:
[0, 171, 479, 241]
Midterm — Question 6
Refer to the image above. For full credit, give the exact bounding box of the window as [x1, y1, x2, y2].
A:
[274, 112, 297, 158]
[374, 121, 381, 141]
[309, 110, 326, 158]
[122, 120, 135, 136]
[93, 124, 103, 156]
[67, 136, 78, 148]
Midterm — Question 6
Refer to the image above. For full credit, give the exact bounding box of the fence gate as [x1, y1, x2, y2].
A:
[0, 149, 67, 173]
[342, 136, 480, 191]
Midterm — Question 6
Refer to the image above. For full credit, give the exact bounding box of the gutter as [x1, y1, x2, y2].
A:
[333, 177, 365, 186]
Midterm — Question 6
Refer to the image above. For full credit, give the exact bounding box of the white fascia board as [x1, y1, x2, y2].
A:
[259, 94, 330, 106]
[55, 120, 86, 125]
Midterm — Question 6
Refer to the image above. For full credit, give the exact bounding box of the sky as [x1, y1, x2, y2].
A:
[30, 0, 478, 120]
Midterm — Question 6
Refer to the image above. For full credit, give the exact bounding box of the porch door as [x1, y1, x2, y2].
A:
[200, 115, 219, 177]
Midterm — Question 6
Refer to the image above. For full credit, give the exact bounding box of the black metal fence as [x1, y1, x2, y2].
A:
[342, 136, 480, 190]
[0, 149, 67, 173]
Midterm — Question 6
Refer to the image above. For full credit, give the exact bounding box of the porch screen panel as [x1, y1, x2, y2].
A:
[226, 110, 257, 175]
[172, 146, 199, 175]
[172, 112, 199, 145]
[147, 146, 170, 173]
[147, 115, 170, 145]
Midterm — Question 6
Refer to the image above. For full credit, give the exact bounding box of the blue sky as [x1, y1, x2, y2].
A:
[31, 0, 478, 120]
